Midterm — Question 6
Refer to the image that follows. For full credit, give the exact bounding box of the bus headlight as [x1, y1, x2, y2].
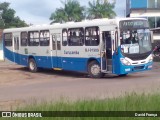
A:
[149, 55, 153, 62]
[120, 58, 131, 66]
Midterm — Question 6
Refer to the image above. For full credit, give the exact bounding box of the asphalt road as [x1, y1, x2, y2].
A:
[0, 60, 160, 110]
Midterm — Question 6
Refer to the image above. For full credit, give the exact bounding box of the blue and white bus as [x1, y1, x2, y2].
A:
[3, 18, 153, 78]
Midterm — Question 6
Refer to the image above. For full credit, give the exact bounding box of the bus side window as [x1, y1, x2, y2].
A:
[68, 28, 84, 46]
[52, 35, 56, 50]
[21, 32, 28, 46]
[28, 31, 39, 46]
[85, 27, 100, 46]
[4, 33, 12, 46]
[40, 30, 50, 46]
[62, 29, 68, 46]
[57, 34, 61, 50]
[79, 28, 84, 46]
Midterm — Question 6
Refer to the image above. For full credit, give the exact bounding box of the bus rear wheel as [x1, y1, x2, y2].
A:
[88, 61, 104, 78]
[28, 58, 38, 72]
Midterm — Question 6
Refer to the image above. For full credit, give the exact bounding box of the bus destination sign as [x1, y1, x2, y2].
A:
[120, 20, 149, 29]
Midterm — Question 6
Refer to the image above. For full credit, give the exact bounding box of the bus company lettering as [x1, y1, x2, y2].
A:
[85, 48, 99, 52]
[64, 50, 79, 55]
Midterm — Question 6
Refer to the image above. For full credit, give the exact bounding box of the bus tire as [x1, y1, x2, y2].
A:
[28, 58, 38, 72]
[88, 61, 103, 78]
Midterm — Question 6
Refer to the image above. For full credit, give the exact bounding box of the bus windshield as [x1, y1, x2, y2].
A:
[120, 29, 152, 54]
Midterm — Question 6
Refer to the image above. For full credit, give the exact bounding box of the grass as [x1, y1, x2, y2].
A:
[1, 92, 160, 120]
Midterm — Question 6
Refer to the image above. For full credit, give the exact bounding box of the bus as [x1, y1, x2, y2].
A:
[3, 18, 153, 78]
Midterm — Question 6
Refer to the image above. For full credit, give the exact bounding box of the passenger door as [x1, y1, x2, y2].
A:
[13, 36, 20, 64]
[51, 33, 62, 69]
[101, 31, 113, 73]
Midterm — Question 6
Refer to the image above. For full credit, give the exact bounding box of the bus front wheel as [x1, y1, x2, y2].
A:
[28, 58, 38, 72]
[88, 61, 103, 78]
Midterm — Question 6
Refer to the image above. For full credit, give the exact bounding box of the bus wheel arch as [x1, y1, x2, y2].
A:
[87, 59, 103, 78]
[28, 56, 38, 72]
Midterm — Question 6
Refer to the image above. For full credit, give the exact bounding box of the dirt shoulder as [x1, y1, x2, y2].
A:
[0, 61, 160, 110]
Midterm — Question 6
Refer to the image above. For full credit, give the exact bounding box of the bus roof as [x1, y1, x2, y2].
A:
[3, 18, 147, 33]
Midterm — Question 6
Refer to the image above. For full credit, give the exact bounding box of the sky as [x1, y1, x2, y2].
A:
[1, 0, 126, 25]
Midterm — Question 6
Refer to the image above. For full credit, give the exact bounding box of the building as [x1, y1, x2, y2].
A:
[126, 0, 160, 28]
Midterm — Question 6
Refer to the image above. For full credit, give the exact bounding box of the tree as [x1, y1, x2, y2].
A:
[50, 0, 85, 24]
[50, 8, 67, 24]
[0, 15, 5, 28]
[87, 0, 116, 19]
[0, 2, 28, 28]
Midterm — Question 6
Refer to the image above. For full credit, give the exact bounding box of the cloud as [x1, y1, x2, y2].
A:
[1, 0, 63, 24]
[1, 0, 126, 25]
[115, 0, 126, 17]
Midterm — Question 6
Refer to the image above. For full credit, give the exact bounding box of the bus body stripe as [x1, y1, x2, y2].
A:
[4, 48, 101, 72]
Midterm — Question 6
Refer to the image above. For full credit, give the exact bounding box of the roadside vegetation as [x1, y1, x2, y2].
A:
[50, 0, 116, 24]
[2, 92, 160, 120]
[0, 0, 116, 28]
[0, 2, 28, 28]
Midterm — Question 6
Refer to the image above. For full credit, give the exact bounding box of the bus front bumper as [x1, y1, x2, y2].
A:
[119, 62, 153, 75]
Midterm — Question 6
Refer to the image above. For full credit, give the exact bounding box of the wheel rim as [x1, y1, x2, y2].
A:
[91, 64, 100, 76]
[29, 61, 35, 70]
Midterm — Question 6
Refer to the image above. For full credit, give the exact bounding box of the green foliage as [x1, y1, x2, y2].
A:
[0, 2, 28, 28]
[0, 19, 5, 28]
[50, 0, 116, 24]
[16, 92, 160, 112]
[50, 0, 85, 24]
[87, 0, 116, 19]
[0, 92, 158, 120]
